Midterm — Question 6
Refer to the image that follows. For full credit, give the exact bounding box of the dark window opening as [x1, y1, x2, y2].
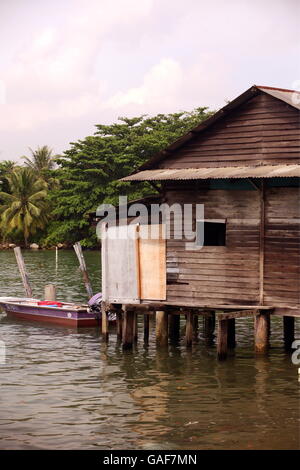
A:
[196, 221, 226, 246]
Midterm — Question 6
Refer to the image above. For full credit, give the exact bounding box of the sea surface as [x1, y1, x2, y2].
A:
[0, 249, 299, 450]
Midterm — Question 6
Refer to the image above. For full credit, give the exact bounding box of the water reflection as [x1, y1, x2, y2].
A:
[0, 251, 299, 449]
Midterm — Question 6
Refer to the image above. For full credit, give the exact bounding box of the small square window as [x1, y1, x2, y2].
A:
[196, 220, 226, 247]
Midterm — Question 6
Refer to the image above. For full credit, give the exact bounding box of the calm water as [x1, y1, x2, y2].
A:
[0, 250, 299, 450]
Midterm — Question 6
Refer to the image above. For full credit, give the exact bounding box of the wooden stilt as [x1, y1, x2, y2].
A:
[14, 247, 33, 298]
[185, 312, 193, 347]
[227, 318, 236, 348]
[217, 319, 228, 360]
[101, 302, 109, 342]
[133, 312, 138, 342]
[254, 311, 270, 353]
[169, 313, 180, 341]
[156, 310, 168, 346]
[44, 284, 56, 301]
[116, 311, 123, 339]
[122, 310, 134, 349]
[283, 316, 295, 350]
[144, 314, 150, 343]
[73, 242, 93, 299]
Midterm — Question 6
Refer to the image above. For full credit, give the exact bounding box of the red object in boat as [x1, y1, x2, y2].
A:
[38, 301, 63, 307]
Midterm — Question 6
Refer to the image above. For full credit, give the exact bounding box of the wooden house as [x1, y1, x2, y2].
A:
[101, 85, 300, 356]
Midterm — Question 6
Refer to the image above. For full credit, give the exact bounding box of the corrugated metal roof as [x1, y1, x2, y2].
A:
[122, 164, 300, 181]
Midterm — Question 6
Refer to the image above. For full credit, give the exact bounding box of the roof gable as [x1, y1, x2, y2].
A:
[137, 85, 300, 172]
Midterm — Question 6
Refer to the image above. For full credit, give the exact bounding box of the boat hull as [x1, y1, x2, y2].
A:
[0, 301, 99, 327]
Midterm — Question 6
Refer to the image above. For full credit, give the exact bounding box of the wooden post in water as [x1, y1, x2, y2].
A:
[144, 314, 150, 343]
[227, 318, 236, 348]
[185, 312, 193, 347]
[193, 314, 199, 341]
[156, 310, 168, 346]
[283, 316, 295, 350]
[116, 311, 123, 339]
[217, 318, 228, 360]
[254, 311, 270, 353]
[122, 310, 134, 349]
[73, 242, 93, 299]
[14, 247, 33, 297]
[101, 302, 109, 341]
[44, 284, 56, 301]
[169, 313, 180, 342]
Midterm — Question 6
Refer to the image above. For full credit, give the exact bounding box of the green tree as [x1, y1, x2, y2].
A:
[0, 160, 17, 193]
[0, 167, 49, 246]
[22, 145, 55, 183]
[47, 108, 213, 246]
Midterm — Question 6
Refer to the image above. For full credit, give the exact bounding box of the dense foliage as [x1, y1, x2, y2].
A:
[0, 108, 213, 247]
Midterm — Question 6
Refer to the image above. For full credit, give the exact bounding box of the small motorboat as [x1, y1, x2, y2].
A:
[0, 293, 116, 328]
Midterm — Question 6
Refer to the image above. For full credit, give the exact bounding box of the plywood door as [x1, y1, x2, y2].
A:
[102, 224, 140, 303]
[139, 225, 166, 301]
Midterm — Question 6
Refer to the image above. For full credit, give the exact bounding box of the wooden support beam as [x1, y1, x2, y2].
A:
[101, 302, 109, 341]
[73, 242, 93, 299]
[185, 312, 193, 347]
[227, 318, 236, 348]
[44, 284, 56, 301]
[14, 247, 33, 298]
[168, 313, 180, 341]
[116, 311, 123, 339]
[156, 310, 168, 346]
[254, 311, 270, 353]
[283, 316, 295, 350]
[122, 310, 134, 349]
[217, 318, 228, 360]
[144, 314, 150, 343]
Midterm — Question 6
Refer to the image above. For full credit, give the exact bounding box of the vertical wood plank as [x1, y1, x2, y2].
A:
[259, 181, 265, 305]
[133, 312, 138, 342]
[101, 301, 109, 341]
[254, 311, 270, 353]
[14, 247, 33, 298]
[217, 319, 228, 360]
[44, 284, 56, 301]
[116, 311, 123, 339]
[185, 312, 193, 347]
[156, 310, 168, 346]
[73, 242, 93, 299]
[122, 310, 134, 349]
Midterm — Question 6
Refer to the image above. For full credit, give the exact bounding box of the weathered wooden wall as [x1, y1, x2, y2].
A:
[264, 187, 300, 310]
[165, 186, 300, 312]
[165, 187, 261, 306]
[159, 93, 300, 168]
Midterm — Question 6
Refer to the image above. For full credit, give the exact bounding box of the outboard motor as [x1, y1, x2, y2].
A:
[88, 293, 116, 322]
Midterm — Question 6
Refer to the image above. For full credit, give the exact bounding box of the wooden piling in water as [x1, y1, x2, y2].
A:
[156, 310, 168, 346]
[283, 316, 295, 350]
[217, 318, 228, 360]
[203, 312, 215, 344]
[73, 242, 93, 299]
[44, 284, 56, 301]
[101, 302, 109, 341]
[14, 247, 33, 298]
[133, 312, 138, 342]
[185, 312, 193, 347]
[254, 311, 270, 353]
[116, 311, 123, 339]
[122, 310, 135, 349]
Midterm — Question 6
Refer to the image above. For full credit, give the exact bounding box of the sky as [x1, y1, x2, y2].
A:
[0, 0, 299, 162]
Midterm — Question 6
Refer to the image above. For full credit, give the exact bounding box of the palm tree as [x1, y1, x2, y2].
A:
[0, 167, 48, 246]
[22, 146, 55, 181]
